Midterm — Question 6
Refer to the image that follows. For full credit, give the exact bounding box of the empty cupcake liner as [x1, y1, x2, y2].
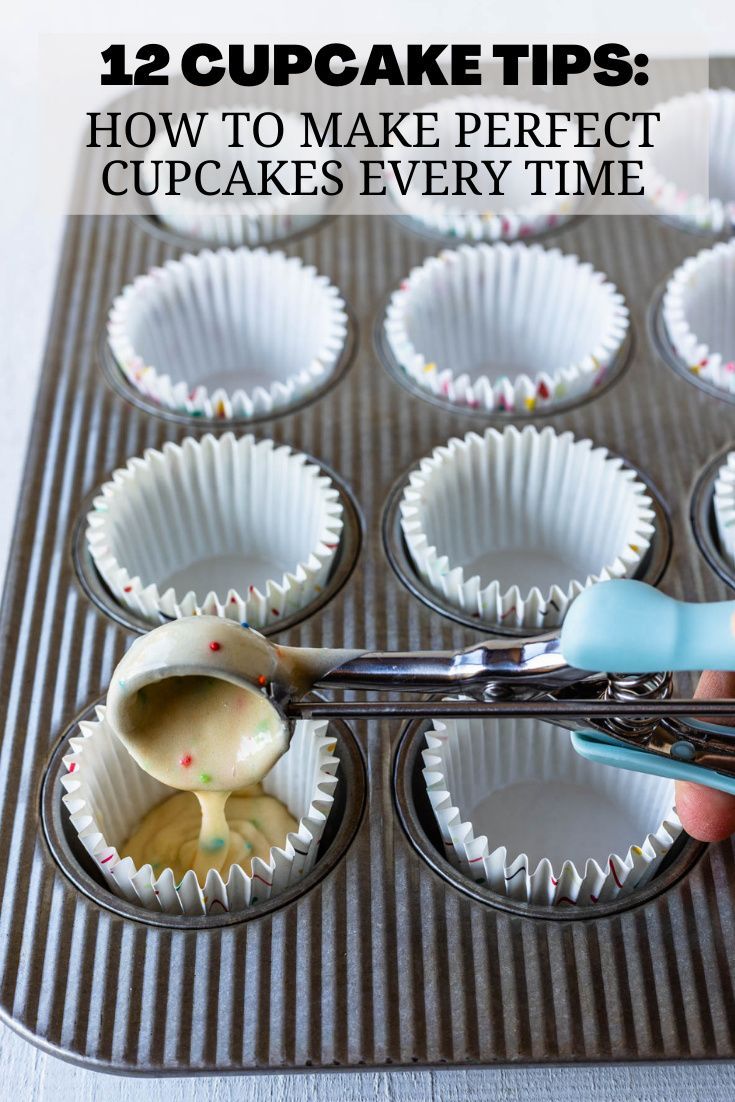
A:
[385, 95, 587, 242]
[85, 433, 344, 628]
[662, 239, 735, 393]
[632, 89, 735, 234]
[141, 107, 333, 246]
[422, 713, 682, 907]
[384, 242, 629, 413]
[713, 450, 735, 567]
[61, 707, 339, 916]
[400, 425, 655, 629]
[107, 246, 348, 420]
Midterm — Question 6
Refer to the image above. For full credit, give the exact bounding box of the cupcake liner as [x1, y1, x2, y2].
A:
[662, 239, 735, 393]
[713, 450, 735, 567]
[423, 713, 682, 907]
[385, 95, 586, 242]
[61, 707, 339, 916]
[632, 89, 735, 233]
[141, 107, 333, 246]
[400, 425, 655, 629]
[384, 242, 628, 413]
[107, 246, 348, 420]
[85, 433, 344, 628]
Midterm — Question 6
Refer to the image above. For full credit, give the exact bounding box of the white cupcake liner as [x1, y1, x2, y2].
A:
[632, 89, 735, 234]
[141, 107, 332, 246]
[107, 246, 348, 420]
[713, 450, 735, 567]
[61, 707, 339, 916]
[384, 242, 629, 413]
[386, 95, 586, 242]
[85, 433, 343, 628]
[662, 239, 735, 393]
[423, 713, 682, 907]
[400, 425, 655, 629]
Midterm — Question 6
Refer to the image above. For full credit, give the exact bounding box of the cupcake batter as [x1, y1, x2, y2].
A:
[111, 674, 290, 881]
[121, 783, 297, 882]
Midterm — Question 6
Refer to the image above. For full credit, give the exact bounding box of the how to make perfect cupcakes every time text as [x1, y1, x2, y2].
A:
[90, 106, 659, 199]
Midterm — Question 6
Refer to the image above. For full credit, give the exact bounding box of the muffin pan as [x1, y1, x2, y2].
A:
[3, 58, 735, 1074]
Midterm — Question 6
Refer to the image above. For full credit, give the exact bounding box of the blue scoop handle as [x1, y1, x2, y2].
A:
[560, 579, 735, 673]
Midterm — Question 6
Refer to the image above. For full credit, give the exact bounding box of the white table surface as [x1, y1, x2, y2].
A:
[3, 2, 735, 1096]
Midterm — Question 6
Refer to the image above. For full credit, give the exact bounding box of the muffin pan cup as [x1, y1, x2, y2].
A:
[394, 715, 705, 921]
[374, 288, 634, 421]
[84, 433, 346, 630]
[661, 240, 735, 396]
[106, 245, 350, 423]
[421, 712, 682, 907]
[6, 61, 735, 1074]
[71, 452, 364, 636]
[140, 107, 335, 249]
[648, 277, 735, 407]
[397, 425, 656, 631]
[632, 88, 735, 235]
[691, 443, 735, 592]
[382, 243, 630, 416]
[382, 448, 672, 637]
[713, 452, 735, 569]
[43, 701, 366, 930]
[384, 94, 587, 243]
[61, 708, 341, 917]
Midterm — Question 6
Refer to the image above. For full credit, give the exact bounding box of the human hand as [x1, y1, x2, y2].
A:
[675, 670, 735, 841]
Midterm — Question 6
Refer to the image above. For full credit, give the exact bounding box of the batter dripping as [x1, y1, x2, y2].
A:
[121, 783, 297, 882]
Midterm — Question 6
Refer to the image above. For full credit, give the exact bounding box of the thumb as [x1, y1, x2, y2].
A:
[675, 670, 735, 842]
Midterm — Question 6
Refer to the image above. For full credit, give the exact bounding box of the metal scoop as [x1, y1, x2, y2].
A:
[105, 580, 735, 797]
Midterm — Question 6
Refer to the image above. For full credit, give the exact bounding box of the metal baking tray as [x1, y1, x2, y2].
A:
[2, 59, 735, 1073]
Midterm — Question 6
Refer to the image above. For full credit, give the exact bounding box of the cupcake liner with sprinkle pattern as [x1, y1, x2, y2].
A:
[107, 245, 348, 420]
[141, 106, 334, 247]
[632, 89, 735, 234]
[423, 712, 682, 907]
[384, 242, 628, 414]
[61, 707, 339, 916]
[385, 95, 588, 242]
[400, 425, 655, 629]
[86, 433, 344, 629]
[662, 239, 735, 394]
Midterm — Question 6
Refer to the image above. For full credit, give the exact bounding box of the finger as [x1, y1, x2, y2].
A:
[675, 670, 735, 842]
[674, 781, 735, 842]
[694, 670, 735, 718]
